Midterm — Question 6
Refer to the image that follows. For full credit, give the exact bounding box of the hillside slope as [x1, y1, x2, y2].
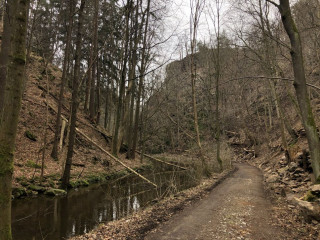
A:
[12, 55, 144, 196]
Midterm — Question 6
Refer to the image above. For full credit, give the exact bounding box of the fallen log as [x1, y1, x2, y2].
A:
[46, 102, 157, 188]
[74, 127, 157, 188]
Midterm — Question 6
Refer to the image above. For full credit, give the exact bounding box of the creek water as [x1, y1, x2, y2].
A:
[11, 168, 196, 240]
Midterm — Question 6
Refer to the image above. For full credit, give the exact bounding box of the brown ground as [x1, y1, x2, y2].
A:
[145, 163, 291, 240]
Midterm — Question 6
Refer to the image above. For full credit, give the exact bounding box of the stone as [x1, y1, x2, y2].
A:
[278, 166, 289, 175]
[12, 187, 27, 198]
[45, 188, 67, 196]
[266, 173, 280, 183]
[288, 162, 298, 172]
[28, 184, 46, 193]
[311, 184, 320, 193]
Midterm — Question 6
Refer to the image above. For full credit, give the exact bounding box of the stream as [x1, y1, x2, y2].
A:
[11, 168, 197, 240]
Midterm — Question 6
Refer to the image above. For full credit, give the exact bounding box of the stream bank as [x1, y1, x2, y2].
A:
[11, 163, 198, 240]
[70, 166, 236, 240]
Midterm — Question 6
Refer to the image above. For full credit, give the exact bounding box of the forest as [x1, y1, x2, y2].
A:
[0, 0, 320, 239]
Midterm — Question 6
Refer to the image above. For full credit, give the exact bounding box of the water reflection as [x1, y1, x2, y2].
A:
[12, 170, 195, 240]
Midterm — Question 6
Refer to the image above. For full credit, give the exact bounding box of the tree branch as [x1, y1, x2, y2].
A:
[266, 0, 280, 9]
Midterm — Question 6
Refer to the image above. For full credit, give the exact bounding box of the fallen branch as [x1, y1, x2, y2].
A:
[164, 110, 195, 141]
[74, 127, 157, 188]
[46, 102, 157, 188]
[136, 150, 188, 170]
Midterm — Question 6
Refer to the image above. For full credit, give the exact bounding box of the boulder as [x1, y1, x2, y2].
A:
[292, 197, 320, 221]
[311, 184, 320, 195]
[45, 188, 67, 196]
[28, 184, 46, 193]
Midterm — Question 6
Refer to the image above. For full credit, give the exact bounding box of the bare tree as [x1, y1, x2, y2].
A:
[61, 0, 86, 189]
[189, 0, 206, 167]
[0, 0, 29, 238]
[51, 0, 75, 160]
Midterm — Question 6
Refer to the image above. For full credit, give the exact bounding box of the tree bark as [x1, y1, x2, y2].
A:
[0, 2, 13, 118]
[61, 0, 86, 189]
[90, 0, 99, 121]
[0, 0, 29, 239]
[126, 0, 139, 159]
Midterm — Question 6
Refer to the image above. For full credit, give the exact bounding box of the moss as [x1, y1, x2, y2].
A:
[20, 181, 28, 187]
[69, 179, 89, 188]
[46, 173, 60, 180]
[47, 180, 55, 188]
[0, 149, 14, 176]
[24, 131, 37, 141]
[303, 191, 317, 202]
[26, 160, 41, 169]
[81, 180, 89, 186]
[28, 184, 46, 193]
[69, 180, 79, 188]
[87, 175, 102, 184]
[13, 55, 26, 65]
[12, 187, 27, 198]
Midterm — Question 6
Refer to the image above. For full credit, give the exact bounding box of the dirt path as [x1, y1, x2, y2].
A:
[145, 163, 289, 240]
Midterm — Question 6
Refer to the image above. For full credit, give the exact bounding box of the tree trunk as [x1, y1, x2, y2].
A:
[61, 0, 86, 189]
[26, 0, 39, 64]
[275, 0, 320, 181]
[190, 0, 206, 168]
[214, 0, 222, 171]
[0, 0, 29, 239]
[96, 57, 101, 124]
[86, 45, 93, 113]
[51, 0, 75, 160]
[126, 0, 139, 159]
[130, 0, 151, 159]
[0, 2, 13, 118]
[90, 0, 99, 121]
[112, 0, 131, 156]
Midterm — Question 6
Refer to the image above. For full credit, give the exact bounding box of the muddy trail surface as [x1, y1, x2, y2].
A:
[145, 163, 290, 240]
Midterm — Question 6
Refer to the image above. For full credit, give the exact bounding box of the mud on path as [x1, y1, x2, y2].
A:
[145, 163, 290, 240]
